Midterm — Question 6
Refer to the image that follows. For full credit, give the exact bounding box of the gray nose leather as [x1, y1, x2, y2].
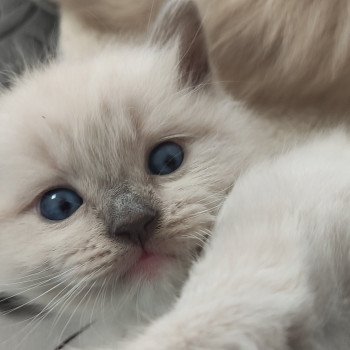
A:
[110, 192, 159, 246]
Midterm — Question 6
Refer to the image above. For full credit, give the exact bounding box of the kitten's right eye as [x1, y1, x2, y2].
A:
[40, 188, 83, 221]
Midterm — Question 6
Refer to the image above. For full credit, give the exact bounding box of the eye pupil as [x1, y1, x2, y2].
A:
[59, 201, 71, 213]
[148, 142, 184, 176]
[166, 156, 176, 167]
[40, 188, 83, 221]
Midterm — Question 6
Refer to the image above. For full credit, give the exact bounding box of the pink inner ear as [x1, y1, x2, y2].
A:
[150, 0, 211, 87]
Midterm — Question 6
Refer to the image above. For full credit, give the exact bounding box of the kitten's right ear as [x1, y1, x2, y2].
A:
[150, 0, 211, 88]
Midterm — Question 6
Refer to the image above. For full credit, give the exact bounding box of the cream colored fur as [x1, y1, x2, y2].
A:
[58, 0, 350, 113]
[0, 3, 302, 348]
[1, 1, 350, 349]
[117, 130, 350, 350]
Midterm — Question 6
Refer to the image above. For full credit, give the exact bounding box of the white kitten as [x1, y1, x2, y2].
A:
[118, 130, 350, 350]
[0, 2, 297, 349]
[0, 1, 344, 349]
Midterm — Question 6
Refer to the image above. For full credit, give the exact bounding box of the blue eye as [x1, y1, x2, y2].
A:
[40, 188, 83, 221]
[148, 142, 184, 175]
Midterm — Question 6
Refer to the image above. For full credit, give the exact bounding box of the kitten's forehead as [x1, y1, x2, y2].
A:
[0, 44, 219, 201]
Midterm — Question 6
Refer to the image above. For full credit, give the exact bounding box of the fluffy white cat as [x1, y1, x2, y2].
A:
[0, 1, 347, 349]
[0, 2, 295, 349]
[117, 129, 350, 350]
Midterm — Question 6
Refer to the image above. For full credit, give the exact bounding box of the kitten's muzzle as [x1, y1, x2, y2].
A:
[109, 193, 160, 247]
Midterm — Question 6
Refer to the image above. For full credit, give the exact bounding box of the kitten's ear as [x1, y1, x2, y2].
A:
[150, 0, 211, 87]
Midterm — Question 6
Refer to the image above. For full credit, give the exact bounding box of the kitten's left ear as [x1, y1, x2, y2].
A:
[150, 0, 211, 88]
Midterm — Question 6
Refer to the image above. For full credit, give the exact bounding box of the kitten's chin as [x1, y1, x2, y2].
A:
[43, 249, 190, 324]
[123, 252, 176, 282]
[72, 248, 188, 292]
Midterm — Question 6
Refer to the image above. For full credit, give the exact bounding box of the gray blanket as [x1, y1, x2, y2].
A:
[0, 0, 58, 88]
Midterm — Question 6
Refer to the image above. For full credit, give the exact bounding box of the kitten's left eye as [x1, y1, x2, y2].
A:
[40, 188, 83, 221]
[148, 142, 184, 175]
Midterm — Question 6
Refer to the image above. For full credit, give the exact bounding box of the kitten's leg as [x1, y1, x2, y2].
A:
[117, 188, 314, 349]
[119, 133, 350, 350]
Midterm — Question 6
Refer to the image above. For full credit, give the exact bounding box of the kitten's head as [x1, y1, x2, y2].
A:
[0, 1, 246, 319]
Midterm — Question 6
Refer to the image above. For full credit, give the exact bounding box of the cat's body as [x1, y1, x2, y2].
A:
[0, 2, 304, 348]
[1, 1, 350, 349]
[58, 0, 350, 113]
[118, 130, 350, 350]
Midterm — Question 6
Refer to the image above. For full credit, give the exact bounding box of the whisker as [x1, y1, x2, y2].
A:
[57, 272, 99, 343]
[0, 264, 81, 307]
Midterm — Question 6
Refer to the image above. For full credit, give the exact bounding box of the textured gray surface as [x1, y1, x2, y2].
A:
[0, 0, 58, 87]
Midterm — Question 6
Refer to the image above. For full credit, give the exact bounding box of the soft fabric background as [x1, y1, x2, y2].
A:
[0, 0, 58, 88]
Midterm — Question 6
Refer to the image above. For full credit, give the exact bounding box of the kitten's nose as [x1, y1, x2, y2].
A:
[111, 197, 159, 246]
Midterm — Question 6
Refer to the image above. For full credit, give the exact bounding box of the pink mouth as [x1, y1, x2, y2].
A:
[127, 252, 170, 280]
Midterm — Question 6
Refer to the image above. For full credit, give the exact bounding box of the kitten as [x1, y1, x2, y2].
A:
[57, 1, 350, 348]
[58, 0, 350, 113]
[0, 1, 345, 349]
[0, 1, 301, 349]
[118, 129, 350, 350]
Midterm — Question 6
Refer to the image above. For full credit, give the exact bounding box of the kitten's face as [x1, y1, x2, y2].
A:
[0, 2, 244, 319]
[0, 47, 237, 306]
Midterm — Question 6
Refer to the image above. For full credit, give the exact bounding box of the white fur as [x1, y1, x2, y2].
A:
[117, 131, 350, 350]
[58, 0, 350, 113]
[0, 12, 295, 350]
[1, 1, 349, 349]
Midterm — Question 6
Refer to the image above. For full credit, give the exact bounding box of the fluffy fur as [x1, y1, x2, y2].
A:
[117, 130, 350, 350]
[1, 1, 349, 349]
[0, 2, 300, 348]
[58, 0, 350, 113]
